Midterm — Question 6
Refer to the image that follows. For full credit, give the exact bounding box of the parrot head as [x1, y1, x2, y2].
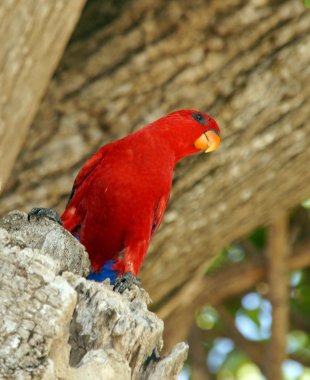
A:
[150, 109, 221, 160]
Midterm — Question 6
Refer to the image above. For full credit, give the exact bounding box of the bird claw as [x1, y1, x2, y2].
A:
[28, 207, 63, 226]
[113, 271, 142, 294]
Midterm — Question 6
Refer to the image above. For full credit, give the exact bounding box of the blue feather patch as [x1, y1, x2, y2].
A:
[87, 260, 119, 284]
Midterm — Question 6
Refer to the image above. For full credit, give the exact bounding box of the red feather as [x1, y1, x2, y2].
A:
[61, 110, 220, 277]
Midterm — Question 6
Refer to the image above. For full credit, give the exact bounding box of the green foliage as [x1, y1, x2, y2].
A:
[185, 201, 310, 380]
[196, 306, 219, 331]
[221, 351, 250, 375]
[206, 244, 246, 276]
[302, 199, 310, 210]
[248, 226, 267, 249]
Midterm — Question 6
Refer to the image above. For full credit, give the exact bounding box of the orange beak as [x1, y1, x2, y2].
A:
[194, 130, 221, 153]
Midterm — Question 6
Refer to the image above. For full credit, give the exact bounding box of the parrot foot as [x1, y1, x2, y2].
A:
[113, 271, 142, 294]
[28, 207, 63, 226]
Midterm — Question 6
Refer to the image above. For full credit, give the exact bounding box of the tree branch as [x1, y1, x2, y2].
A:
[161, 240, 310, 350]
[188, 323, 212, 380]
[0, 0, 86, 193]
[266, 212, 290, 380]
[216, 305, 266, 373]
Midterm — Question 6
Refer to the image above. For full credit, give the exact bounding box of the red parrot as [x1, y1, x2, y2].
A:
[30, 110, 220, 292]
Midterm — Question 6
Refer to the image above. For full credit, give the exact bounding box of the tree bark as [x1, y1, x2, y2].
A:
[266, 213, 290, 380]
[0, 211, 188, 380]
[0, 0, 310, 348]
[0, 0, 86, 193]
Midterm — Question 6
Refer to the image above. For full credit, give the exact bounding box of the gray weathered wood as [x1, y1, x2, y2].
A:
[0, 211, 188, 379]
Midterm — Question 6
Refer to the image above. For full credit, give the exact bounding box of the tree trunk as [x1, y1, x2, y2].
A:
[1, 0, 310, 349]
[0, 0, 86, 193]
[0, 211, 187, 380]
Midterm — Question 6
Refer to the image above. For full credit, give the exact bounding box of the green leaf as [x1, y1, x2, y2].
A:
[301, 198, 310, 209]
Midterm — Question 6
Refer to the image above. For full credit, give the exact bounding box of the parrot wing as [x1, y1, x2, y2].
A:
[66, 148, 107, 206]
[151, 194, 170, 236]
[62, 146, 110, 233]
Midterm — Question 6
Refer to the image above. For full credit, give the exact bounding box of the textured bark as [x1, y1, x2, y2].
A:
[0, 0, 310, 349]
[0, 0, 86, 193]
[0, 210, 90, 277]
[0, 211, 188, 380]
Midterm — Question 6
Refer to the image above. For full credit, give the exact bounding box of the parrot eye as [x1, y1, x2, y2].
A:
[192, 113, 207, 126]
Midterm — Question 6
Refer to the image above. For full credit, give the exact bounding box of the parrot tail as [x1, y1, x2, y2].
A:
[87, 260, 119, 284]
[72, 227, 119, 284]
